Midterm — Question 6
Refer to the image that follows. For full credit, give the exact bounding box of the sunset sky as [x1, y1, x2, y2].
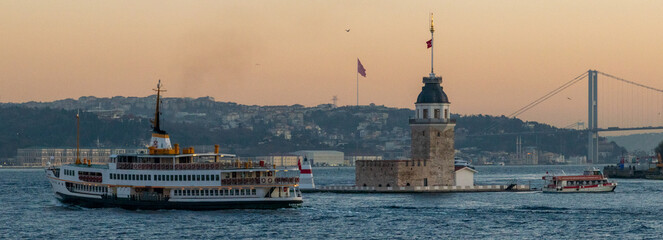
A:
[1, 1, 662, 128]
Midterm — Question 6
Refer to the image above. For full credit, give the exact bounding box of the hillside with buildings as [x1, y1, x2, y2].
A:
[0, 96, 625, 166]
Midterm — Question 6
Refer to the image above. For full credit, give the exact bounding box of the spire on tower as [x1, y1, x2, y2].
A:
[429, 13, 435, 78]
[430, 13, 435, 33]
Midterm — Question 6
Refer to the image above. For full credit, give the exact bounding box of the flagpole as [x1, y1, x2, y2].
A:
[430, 13, 434, 75]
[356, 70, 359, 106]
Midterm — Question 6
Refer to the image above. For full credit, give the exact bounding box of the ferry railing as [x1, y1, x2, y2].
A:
[220, 177, 300, 185]
[130, 193, 169, 202]
[116, 161, 274, 171]
[79, 175, 102, 183]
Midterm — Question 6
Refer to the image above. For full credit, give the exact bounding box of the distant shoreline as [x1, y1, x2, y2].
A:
[0, 166, 43, 169]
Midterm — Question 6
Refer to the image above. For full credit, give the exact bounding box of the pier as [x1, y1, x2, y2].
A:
[308, 184, 533, 193]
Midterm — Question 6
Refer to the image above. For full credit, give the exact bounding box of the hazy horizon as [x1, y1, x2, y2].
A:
[2, 1, 662, 128]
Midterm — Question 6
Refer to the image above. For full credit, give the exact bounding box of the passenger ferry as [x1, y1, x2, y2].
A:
[45, 81, 303, 210]
[542, 168, 617, 193]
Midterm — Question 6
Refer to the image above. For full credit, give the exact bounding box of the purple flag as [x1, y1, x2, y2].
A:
[357, 58, 366, 77]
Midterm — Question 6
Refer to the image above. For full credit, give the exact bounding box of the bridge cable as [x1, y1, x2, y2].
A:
[507, 71, 588, 119]
[483, 71, 588, 133]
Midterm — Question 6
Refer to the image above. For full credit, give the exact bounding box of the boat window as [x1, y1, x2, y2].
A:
[215, 175, 219, 181]
[206, 175, 210, 181]
[197, 175, 201, 181]
[252, 189, 256, 195]
[187, 175, 192, 181]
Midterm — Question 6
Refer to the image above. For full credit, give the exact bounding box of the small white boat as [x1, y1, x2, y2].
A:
[542, 168, 617, 193]
[454, 157, 475, 169]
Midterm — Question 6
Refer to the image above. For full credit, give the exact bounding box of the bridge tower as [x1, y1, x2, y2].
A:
[587, 70, 599, 163]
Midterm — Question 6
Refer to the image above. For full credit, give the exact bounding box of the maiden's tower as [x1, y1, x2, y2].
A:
[355, 14, 456, 187]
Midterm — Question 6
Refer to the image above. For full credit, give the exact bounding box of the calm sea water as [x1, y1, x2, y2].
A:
[1, 165, 662, 239]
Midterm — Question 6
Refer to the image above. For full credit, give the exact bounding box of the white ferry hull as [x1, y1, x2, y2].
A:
[55, 192, 302, 210]
[542, 183, 617, 193]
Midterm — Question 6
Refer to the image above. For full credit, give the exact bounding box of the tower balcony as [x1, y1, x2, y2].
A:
[409, 118, 456, 124]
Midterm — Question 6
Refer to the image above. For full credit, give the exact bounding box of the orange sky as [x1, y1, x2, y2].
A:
[1, 1, 663, 128]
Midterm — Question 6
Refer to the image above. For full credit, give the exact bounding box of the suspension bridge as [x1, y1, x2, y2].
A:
[475, 69, 663, 163]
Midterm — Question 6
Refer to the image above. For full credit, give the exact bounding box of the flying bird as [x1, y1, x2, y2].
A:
[345, 29, 350, 32]
[567, 97, 572, 100]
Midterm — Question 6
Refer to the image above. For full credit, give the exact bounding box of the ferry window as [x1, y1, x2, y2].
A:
[139, 175, 143, 181]
[148, 175, 151, 181]
[197, 175, 201, 181]
[206, 175, 210, 181]
[230, 190, 235, 196]
[252, 189, 256, 195]
[236, 189, 239, 196]
[232, 172, 237, 178]
[187, 175, 192, 181]
[180, 175, 184, 181]
[186, 190, 191, 196]
[215, 175, 219, 181]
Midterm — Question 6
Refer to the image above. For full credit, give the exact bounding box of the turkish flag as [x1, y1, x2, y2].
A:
[426, 39, 432, 48]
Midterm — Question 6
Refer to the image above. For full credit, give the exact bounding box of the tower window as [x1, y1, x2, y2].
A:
[434, 109, 440, 119]
[444, 109, 449, 119]
[423, 109, 429, 119]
